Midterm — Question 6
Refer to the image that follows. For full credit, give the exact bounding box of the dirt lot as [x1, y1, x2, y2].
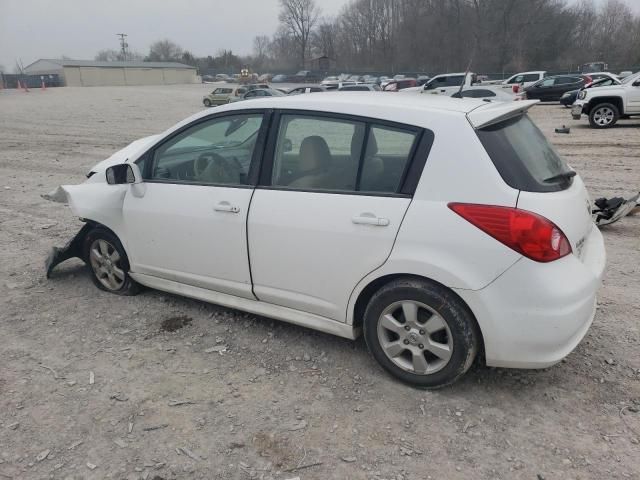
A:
[1, 84, 639, 480]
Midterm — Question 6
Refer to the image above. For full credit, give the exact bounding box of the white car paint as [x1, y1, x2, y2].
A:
[400, 72, 477, 95]
[50, 92, 605, 372]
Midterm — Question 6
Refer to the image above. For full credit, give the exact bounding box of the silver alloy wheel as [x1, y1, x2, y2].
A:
[593, 106, 615, 126]
[88, 239, 125, 291]
[377, 300, 453, 375]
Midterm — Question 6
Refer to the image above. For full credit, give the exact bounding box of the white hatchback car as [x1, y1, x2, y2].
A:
[46, 93, 606, 387]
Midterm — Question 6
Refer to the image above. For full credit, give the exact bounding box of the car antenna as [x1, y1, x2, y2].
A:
[456, 47, 476, 98]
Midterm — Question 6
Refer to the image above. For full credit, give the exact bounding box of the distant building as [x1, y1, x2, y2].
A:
[23, 59, 198, 87]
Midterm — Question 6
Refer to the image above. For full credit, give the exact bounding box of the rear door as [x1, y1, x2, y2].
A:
[248, 111, 431, 321]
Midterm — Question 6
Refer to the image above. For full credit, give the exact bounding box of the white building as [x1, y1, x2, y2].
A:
[23, 59, 198, 87]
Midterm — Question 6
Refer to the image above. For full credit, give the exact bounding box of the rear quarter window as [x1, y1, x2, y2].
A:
[476, 114, 572, 192]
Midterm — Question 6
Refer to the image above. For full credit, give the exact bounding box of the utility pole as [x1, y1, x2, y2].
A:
[116, 33, 128, 61]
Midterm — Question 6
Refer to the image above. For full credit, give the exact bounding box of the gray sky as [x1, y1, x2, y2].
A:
[1, 0, 638, 71]
[0, 0, 346, 70]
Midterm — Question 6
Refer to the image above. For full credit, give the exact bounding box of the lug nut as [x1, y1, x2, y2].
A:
[418, 344, 424, 349]
[419, 329, 425, 335]
[404, 326, 411, 331]
[403, 339, 410, 345]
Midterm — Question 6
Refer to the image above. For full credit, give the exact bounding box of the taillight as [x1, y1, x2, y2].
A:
[448, 203, 572, 262]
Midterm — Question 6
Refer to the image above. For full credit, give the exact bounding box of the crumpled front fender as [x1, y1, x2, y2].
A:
[45, 223, 92, 278]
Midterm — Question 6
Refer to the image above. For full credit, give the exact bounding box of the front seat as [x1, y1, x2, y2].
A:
[355, 131, 386, 192]
[289, 136, 333, 189]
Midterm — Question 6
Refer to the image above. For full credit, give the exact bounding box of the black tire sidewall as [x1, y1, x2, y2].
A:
[203, 99, 211, 107]
[363, 279, 478, 388]
[83, 228, 138, 296]
[589, 102, 618, 128]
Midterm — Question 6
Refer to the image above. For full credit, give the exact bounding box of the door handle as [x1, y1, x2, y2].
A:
[352, 213, 390, 226]
[214, 201, 240, 213]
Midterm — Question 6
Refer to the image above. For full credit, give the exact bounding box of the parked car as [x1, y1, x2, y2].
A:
[202, 87, 239, 107]
[403, 72, 478, 95]
[492, 71, 547, 90]
[523, 75, 588, 102]
[450, 86, 514, 101]
[231, 88, 286, 102]
[560, 73, 621, 107]
[339, 84, 382, 91]
[287, 85, 328, 95]
[46, 93, 605, 388]
[201, 74, 215, 83]
[293, 70, 321, 83]
[383, 79, 418, 91]
[323, 81, 358, 91]
[321, 76, 340, 85]
[271, 74, 289, 83]
[417, 75, 431, 86]
[572, 71, 640, 128]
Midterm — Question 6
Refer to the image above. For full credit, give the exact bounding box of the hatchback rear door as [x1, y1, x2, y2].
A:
[247, 111, 432, 321]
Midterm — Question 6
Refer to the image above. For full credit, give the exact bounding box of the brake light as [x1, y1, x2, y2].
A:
[448, 203, 572, 262]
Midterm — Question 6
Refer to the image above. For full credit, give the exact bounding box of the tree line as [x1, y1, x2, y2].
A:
[93, 0, 640, 75]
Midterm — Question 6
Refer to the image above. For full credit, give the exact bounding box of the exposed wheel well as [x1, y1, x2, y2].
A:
[586, 97, 623, 115]
[352, 273, 485, 357]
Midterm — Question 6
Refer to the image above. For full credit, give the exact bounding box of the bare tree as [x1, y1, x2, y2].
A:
[278, 0, 320, 69]
[146, 39, 184, 62]
[95, 49, 122, 61]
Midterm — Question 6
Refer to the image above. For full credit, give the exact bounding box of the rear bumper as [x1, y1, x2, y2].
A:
[456, 224, 606, 368]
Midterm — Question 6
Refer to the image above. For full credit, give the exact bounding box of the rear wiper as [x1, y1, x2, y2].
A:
[544, 170, 577, 183]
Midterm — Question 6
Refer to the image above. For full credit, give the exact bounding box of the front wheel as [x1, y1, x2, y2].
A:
[203, 98, 212, 107]
[83, 228, 139, 295]
[363, 278, 479, 388]
[589, 103, 619, 128]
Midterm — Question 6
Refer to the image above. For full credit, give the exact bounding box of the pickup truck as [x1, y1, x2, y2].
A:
[571, 71, 640, 128]
[399, 72, 478, 95]
[483, 71, 546, 90]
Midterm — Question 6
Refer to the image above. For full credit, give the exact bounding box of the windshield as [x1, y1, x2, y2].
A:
[477, 114, 572, 192]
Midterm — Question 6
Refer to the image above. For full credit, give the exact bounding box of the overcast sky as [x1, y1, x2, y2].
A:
[1, 0, 638, 71]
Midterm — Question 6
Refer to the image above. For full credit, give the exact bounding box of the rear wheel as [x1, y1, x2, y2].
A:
[203, 98, 212, 107]
[363, 278, 479, 388]
[589, 103, 619, 128]
[84, 228, 139, 295]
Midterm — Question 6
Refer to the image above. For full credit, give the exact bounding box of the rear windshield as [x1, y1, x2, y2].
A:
[476, 114, 572, 192]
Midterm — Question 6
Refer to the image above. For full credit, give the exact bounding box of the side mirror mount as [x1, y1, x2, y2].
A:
[106, 163, 142, 185]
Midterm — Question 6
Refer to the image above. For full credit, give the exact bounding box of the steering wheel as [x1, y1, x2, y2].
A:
[194, 152, 235, 183]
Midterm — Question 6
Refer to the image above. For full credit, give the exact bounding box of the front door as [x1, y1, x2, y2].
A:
[627, 79, 640, 113]
[123, 111, 267, 299]
[248, 112, 429, 321]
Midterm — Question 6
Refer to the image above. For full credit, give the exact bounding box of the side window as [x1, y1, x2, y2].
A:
[271, 115, 364, 191]
[444, 76, 464, 86]
[269, 114, 419, 195]
[508, 75, 524, 84]
[359, 125, 417, 193]
[540, 78, 555, 87]
[523, 74, 540, 82]
[149, 114, 263, 186]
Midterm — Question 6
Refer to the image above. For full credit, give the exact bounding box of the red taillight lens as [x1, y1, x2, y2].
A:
[448, 203, 572, 262]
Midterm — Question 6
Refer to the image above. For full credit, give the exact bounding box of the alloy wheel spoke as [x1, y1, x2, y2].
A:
[90, 247, 103, 263]
[383, 341, 405, 358]
[423, 314, 447, 335]
[110, 250, 121, 263]
[425, 339, 452, 362]
[411, 350, 429, 374]
[98, 240, 110, 257]
[401, 302, 418, 326]
[380, 314, 404, 335]
[112, 266, 125, 280]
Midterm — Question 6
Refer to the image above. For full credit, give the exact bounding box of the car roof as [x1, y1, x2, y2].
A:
[183, 92, 538, 130]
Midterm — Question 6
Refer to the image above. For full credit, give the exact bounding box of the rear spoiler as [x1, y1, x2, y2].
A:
[467, 99, 539, 129]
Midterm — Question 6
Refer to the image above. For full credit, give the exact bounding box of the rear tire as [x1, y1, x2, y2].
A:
[203, 98, 212, 107]
[83, 228, 139, 296]
[363, 278, 479, 388]
[589, 103, 619, 128]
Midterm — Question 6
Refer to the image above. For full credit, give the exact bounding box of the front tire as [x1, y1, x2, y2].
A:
[203, 98, 212, 107]
[589, 103, 619, 128]
[83, 228, 139, 295]
[363, 278, 479, 388]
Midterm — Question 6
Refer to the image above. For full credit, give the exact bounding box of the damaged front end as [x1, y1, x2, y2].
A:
[45, 223, 92, 278]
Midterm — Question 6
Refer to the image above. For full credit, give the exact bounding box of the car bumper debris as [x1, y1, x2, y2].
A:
[45, 223, 91, 278]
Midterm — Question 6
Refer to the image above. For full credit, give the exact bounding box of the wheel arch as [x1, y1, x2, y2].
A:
[586, 96, 623, 115]
[350, 272, 486, 358]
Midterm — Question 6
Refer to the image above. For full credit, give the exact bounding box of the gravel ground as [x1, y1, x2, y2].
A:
[0, 84, 639, 480]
